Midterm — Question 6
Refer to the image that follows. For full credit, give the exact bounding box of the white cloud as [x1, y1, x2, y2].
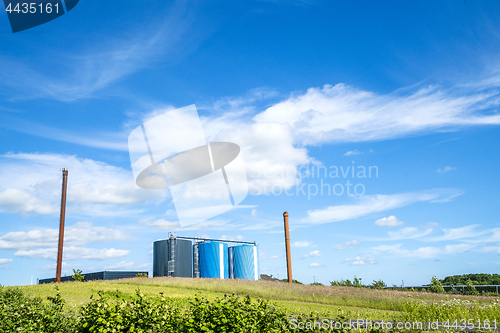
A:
[0, 1, 201, 102]
[292, 241, 311, 247]
[302, 250, 321, 258]
[0, 259, 12, 264]
[39, 262, 66, 271]
[0, 153, 165, 217]
[309, 263, 323, 267]
[334, 240, 360, 250]
[14, 246, 130, 260]
[251, 209, 258, 217]
[481, 246, 500, 254]
[425, 222, 439, 228]
[375, 215, 404, 227]
[387, 227, 433, 240]
[0, 222, 129, 249]
[260, 252, 280, 260]
[344, 150, 362, 156]
[444, 244, 476, 254]
[145, 219, 181, 230]
[254, 83, 500, 146]
[437, 166, 457, 173]
[372, 243, 440, 258]
[428, 225, 484, 242]
[105, 261, 151, 271]
[343, 256, 377, 265]
[0, 189, 58, 215]
[204, 119, 311, 195]
[303, 189, 463, 224]
[220, 235, 245, 241]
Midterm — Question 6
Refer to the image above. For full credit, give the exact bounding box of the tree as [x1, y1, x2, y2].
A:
[71, 269, 85, 282]
[430, 276, 445, 294]
[370, 279, 387, 289]
[465, 279, 479, 296]
[136, 273, 148, 278]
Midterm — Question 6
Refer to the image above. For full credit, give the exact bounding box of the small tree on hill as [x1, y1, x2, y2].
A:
[370, 279, 387, 289]
[71, 269, 84, 282]
[465, 279, 479, 296]
[430, 276, 445, 293]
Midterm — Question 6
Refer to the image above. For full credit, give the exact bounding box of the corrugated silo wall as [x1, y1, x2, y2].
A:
[153, 239, 169, 277]
[229, 244, 259, 280]
[172, 239, 193, 278]
[198, 242, 229, 279]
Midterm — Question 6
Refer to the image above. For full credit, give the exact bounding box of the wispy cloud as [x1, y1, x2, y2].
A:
[255, 81, 500, 145]
[344, 149, 362, 156]
[14, 246, 130, 260]
[437, 166, 457, 173]
[0, 259, 13, 264]
[444, 244, 476, 254]
[334, 240, 360, 250]
[302, 250, 321, 258]
[426, 225, 485, 242]
[0, 2, 203, 102]
[0, 152, 165, 217]
[302, 189, 463, 225]
[220, 235, 245, 241]
[372, 243, 440, 258]
[292, 241, 312, 247]
[105, 261, 151, 271]
[309, 262, 323, 267]
[375, 215, 404, 227]
[0, 222, 129, 249]
[343, 256, 377, 265]
[387, 227, 433, 240]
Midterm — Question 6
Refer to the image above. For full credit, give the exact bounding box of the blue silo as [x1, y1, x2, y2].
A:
[228, 244, 259, 280]
[198, 242, 229, 279]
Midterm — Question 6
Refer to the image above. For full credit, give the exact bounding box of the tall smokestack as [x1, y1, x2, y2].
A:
[56, 168, 68, 283]
[283, 212, 292, 283]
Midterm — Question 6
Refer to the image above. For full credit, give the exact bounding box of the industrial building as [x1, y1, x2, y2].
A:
[38, 270, 148, 284]
[153, 236, 259, 280]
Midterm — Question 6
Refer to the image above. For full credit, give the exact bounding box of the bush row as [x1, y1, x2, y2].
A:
[0, 286, 324, 333]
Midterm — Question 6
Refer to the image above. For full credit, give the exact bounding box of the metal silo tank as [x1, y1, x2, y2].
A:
[170, 238, 193, 278]
[230, 244, 259, 280]
[153, 238, 193, 278]
[198, 242, 229, 279]
[153, 239, 169, 277]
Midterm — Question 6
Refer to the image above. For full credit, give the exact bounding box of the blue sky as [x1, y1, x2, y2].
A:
[1, 0, 500, 287]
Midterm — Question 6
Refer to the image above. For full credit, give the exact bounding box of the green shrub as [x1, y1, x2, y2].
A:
[465, 279, 479, 296]
[330, 277, 365, 288]
[136, 272, 148, 277]
[369, 279, 387, 289]
[71, 269, 85, 282]
[186, 293, 289, 332]
[430, 276, 445, 294]
[80, 289, 183, 332]
[0, 286, 78, 332]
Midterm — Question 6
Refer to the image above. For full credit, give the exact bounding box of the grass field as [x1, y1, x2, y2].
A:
[17, 277, 500, 322]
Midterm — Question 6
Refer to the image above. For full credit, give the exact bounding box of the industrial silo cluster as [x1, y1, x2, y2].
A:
[153, 236, 259, 280]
